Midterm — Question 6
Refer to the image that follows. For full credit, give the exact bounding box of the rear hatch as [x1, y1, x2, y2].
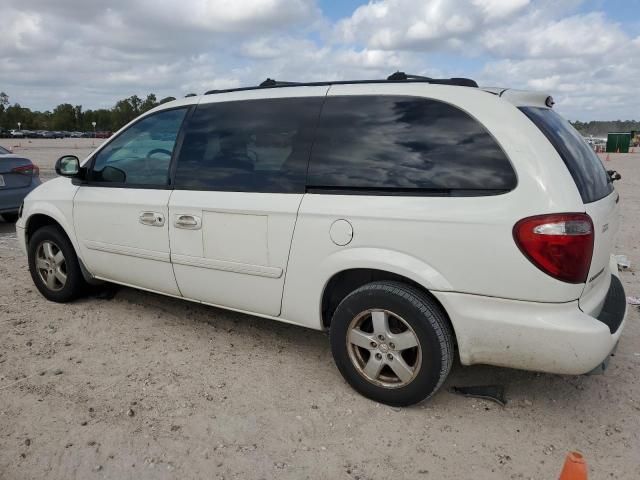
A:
[519, 107, 618, 308]
[0, 156, 38, 189]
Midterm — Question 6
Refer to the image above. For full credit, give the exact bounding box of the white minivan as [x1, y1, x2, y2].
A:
[16, 74, 627, 406]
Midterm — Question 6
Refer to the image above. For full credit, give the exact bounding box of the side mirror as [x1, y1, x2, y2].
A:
[55, 155, 80, 177]
[101, 165, 126, 183]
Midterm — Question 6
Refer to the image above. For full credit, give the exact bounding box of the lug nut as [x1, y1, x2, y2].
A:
[370, 341, 377, 348]
[387, 354, 393, 361]
[389, 343, 395, 349]
[378, 334, 385, 341]
[375, 353, 382, 360]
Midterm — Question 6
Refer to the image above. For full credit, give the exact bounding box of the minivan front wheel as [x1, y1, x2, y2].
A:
[28, 225, 85, 302]
[330, 281, 453, 406]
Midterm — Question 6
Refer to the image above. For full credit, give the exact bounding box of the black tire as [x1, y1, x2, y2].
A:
[330, 281, 454, 406]
[28, 225, 86, 302]
[2, 213, 19, 223]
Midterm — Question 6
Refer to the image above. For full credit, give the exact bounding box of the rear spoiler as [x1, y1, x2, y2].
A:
[481, 88, 554, 108]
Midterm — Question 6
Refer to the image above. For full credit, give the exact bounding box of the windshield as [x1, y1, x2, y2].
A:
[519, 107, 613, 203]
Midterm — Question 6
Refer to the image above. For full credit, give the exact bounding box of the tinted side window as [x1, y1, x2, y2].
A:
[174, 97, 324, 193]
[91, 108, 187, 186]
[307, 95, 516, 194]
[520, 107, 613, 203]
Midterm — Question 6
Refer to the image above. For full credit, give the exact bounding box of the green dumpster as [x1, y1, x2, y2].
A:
[606, 133, 631, 153]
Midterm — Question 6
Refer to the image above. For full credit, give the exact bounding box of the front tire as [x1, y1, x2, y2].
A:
[28, 225, 86, 302]
[330, 281, 453, 406]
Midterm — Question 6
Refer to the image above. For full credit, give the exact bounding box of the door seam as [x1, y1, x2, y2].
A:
[167, 189, 184, 297]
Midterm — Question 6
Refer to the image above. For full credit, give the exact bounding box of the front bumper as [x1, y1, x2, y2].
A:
[433, 271, 627, 375]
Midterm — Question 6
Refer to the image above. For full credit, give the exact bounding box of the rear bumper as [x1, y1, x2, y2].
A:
[0, 180, 40, 214]
[434, 272, 627, 375]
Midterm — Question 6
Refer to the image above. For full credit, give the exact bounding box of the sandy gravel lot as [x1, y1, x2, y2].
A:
[0, 142, 638, 479]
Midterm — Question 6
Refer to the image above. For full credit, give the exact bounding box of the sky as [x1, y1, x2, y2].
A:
[1, 0, 639, 120]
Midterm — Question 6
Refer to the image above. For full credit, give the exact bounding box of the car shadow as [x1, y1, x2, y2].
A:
[79, 282, 598, 410]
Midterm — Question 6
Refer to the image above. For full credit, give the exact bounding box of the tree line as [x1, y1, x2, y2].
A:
[0, 92, 182, 133]
[570, 120, 640, 137]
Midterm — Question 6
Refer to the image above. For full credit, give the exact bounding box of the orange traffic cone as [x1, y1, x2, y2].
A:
[605, 153, 610, 162]
[558, 451, 588, 480]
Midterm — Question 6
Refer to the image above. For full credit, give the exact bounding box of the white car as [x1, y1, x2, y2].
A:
[16, 74, 627, 406]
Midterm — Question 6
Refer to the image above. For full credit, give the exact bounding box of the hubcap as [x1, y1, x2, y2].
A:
[35, 240, 67, 291]
[346, 309, 422, 388]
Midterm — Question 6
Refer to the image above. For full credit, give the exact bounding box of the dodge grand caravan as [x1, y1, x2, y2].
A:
[16, 73, 627, 406]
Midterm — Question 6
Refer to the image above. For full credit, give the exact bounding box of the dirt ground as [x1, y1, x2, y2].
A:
[0, 140, 639, 479]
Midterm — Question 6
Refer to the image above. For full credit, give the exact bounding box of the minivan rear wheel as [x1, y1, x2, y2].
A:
[330, 281, 453, 406]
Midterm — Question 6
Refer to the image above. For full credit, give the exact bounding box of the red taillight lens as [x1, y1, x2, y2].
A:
[513, 213, 594, 284]
[11, 164, 39, 176]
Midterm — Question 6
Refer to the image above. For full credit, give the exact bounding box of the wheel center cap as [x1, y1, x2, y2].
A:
[379, 343, 389, 353]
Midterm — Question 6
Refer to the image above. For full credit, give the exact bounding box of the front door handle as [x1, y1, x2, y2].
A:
[139, 211, 165, 227]
[175, 214, 201, 230]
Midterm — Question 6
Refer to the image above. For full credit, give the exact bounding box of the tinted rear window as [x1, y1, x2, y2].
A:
[307, 95, 516, 195]
[520, 107, 613, 203]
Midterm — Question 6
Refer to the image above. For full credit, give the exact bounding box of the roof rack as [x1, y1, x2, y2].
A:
[204, 72, 478, 95]
[259, 78, 302, 87]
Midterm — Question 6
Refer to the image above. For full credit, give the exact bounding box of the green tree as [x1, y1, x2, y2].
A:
[51, 103, 76, 130]
[141, 93, 158, 113]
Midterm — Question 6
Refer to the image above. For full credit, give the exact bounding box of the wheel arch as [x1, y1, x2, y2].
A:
[320, 268, 458, 349]
[25, 212, 74, 247]
[24, 211, 97, 284]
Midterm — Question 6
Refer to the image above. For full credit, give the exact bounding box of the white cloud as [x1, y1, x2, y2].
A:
[335, 0, 531, 50]
[0, 0, 637, 120]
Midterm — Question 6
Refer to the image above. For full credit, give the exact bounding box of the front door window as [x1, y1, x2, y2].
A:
[90, 108, 187, 186]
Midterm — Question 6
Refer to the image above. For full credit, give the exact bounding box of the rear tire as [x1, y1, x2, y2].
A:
[28, 225, 86, 302]
[2, 213, 19, 223]
[330, 281, 453, 406]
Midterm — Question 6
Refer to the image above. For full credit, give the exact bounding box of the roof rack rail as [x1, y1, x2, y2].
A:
[203, 72, 478, 95]
[387, 71, 478, 87]
[259, 78, 302, 87]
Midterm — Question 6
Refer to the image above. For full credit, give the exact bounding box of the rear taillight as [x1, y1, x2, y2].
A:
[11, 164, 39, 176]
[513, 213, 594, 284]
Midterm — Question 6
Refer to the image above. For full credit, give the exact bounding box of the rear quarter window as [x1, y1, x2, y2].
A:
[307, 95, 516, 195]
[519, 107, 613, 204]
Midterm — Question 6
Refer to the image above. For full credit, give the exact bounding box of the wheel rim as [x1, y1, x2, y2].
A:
[35, 240, 67, 292]
[346, 309, 422, 389]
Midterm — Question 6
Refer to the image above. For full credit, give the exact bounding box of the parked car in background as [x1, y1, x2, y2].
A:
[0, 144, 41, 222]
[0, 129, 10, 138]
[69, 131, 84, 138]
[15, 75, 627, 406]
[95, 131, 112, 138]
[10, 130, 25, 138]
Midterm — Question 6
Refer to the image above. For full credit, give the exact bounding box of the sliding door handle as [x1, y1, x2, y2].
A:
[139, 211, 165, 227]
[175, 214, 201, 230]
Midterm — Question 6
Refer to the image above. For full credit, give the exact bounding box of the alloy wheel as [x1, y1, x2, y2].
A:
[346, 309, 422, 388]
[35, 240, 67, 291]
